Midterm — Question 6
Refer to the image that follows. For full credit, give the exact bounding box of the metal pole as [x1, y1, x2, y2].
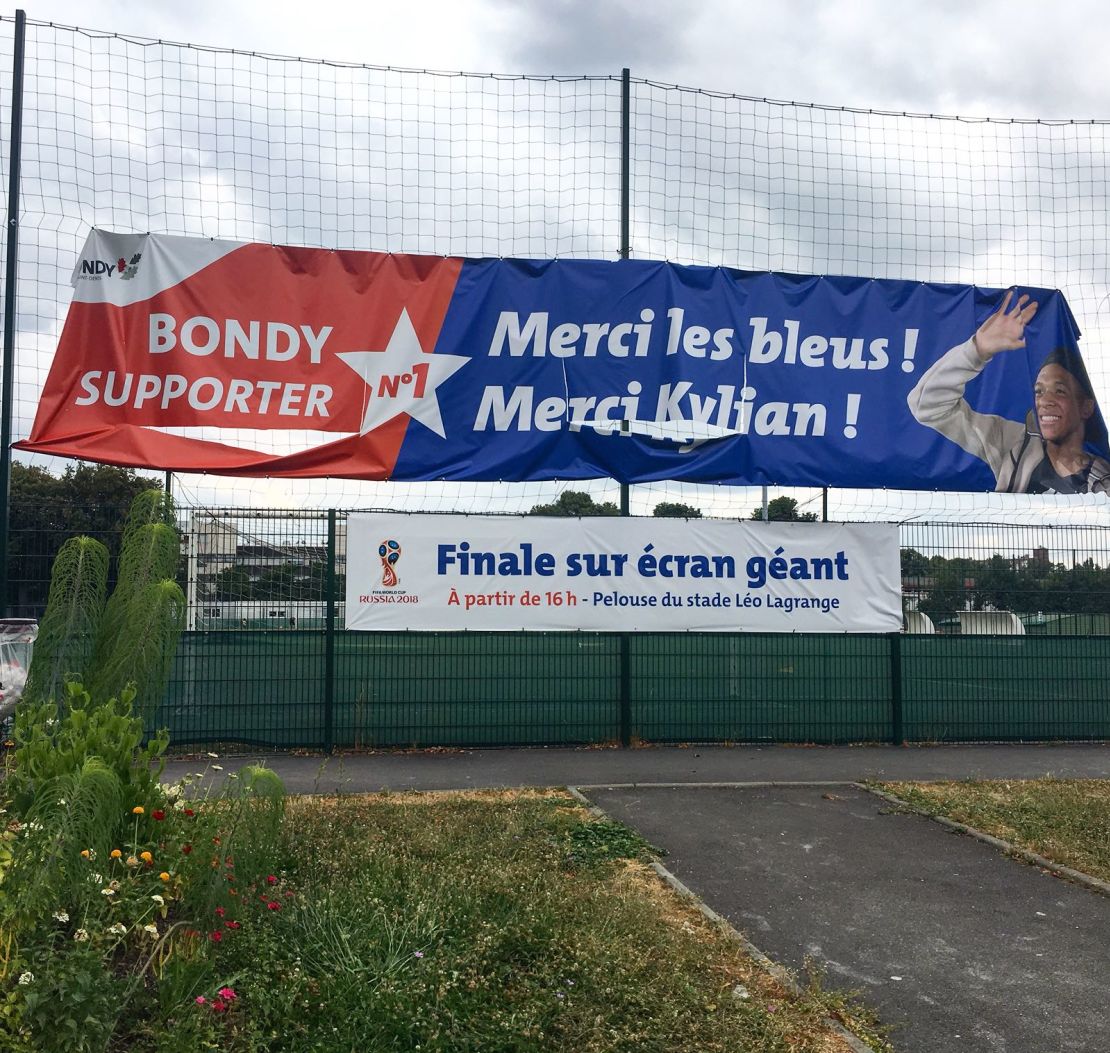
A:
[761, 485, 769, 521]
[617, 66, 632, 746]
[620, 67, 630, 258]
[619, 425, 630, 514]
[184, 515, 197, 632]
[822, 487, 828, 522]
[0, 10, 27, 616]
[323, 509, 336, 753]
[618, 66, 631, 518]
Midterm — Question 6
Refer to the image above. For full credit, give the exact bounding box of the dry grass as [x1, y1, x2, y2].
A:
[878, 778, 1110, 882]
[264, 789, 890, 1052]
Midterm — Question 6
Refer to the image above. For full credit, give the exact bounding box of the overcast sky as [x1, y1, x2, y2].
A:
[11, 0, 1110, 522]
[17, 0, 1110, 121]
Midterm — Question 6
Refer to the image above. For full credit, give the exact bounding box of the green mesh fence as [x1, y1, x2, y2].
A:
[629, 633, 891, 744]
[154, 628, 1109, 749]
[901, 635, 1110, 742]
[8, 499, 1110, 749]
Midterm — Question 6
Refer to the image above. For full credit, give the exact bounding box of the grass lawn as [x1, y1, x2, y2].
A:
[876, 778, 1110, 883]
[3, 782, 891, 1051]
[118, 789, 887, 1052]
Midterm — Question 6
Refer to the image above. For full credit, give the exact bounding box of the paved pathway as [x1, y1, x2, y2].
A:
[582, 783, 1109, 1053]
[164, 742, 1110, 794]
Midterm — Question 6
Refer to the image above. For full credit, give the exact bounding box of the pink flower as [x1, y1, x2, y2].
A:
[195, 996, 207, 1005]
[225, 921, 241, 930]
[215, 907, 226, 917]
[217, 987, 238, 1001]
[266, 875, 277, 885]
[212, 999, 228, 1013]
[266, 901, 281, 911]
[209, 930, 223, 943]
[152, 810, 166, 821]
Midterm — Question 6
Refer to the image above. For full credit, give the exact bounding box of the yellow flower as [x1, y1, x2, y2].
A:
[110, 849, 122, 859]
[80, 849, 91, 859]
[132, 806, 145, 815]
[140, 851, 153, 864]
[159, 872, 171, 882]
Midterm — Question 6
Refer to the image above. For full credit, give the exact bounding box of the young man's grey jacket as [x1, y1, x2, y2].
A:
[907, 339, 1110, 494]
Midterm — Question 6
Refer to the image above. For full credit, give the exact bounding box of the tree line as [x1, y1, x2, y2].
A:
[525, 490, 816, 521]
[11, 468, 1100, 620]
[902, 548, 1110, 624]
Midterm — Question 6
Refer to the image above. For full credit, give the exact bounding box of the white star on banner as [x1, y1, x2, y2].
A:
[336, 309, 469, 438]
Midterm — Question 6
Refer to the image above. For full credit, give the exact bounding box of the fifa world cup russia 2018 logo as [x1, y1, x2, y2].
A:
[379, 539, 401, 587]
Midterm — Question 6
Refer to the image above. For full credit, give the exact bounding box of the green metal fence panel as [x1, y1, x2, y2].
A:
[332, 632, 621, 748]
[630, 633, 893, 744]
[900, 635, 1110, 742]
[158, 629, 622, 749]
[160, 630, 326, 749]
[148, 628, 1110, 749]
[159, 630, 899, 750]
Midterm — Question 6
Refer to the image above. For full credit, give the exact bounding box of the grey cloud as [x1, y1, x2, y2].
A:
[485, 0, 693, 75]
[485, 0, 1110, 120]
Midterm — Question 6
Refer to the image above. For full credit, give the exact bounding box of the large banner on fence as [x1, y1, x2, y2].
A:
[19, 229, 1110, 493]
[344, 515, 902, 632]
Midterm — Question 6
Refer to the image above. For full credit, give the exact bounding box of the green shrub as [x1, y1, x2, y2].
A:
[92, 580, 186, 722]
[21, 535, 108, 709]
[90, 521, 180, 694]
[0, 486, 291, 1053]
[21, 488, 185, 720]
[4, 683, 167, 818]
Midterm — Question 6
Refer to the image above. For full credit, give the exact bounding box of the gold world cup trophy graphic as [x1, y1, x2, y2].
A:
[379, 539, 401, 587]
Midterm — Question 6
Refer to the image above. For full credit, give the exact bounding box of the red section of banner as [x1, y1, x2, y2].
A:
[19, 244, 463, 477]
[19, 425, 404, 478]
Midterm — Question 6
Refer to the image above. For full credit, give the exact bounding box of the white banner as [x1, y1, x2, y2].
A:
[345, 515, 902, 633]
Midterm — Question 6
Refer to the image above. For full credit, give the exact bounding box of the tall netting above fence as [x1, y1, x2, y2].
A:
[4, 17, 1110, 526]
[627, 84, 1110, 524]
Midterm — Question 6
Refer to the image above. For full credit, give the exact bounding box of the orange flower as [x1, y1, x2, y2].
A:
[140, 851, 153, 864]
[132, 806, 145, 815]
[80, 849, 91, 859]
[159, 871, 171, 882]
[110, 849, 122, 859]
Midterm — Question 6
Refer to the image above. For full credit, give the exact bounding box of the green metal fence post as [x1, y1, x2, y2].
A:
[617, 65, 633, 748]
[323, 509, 336, 753]
[889, 631, 903, 745]
[0, 10, 27, 617]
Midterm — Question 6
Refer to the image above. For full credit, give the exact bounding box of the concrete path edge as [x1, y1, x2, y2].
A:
[860, 783, 1110, 898]
[566, 785, 877, 1053]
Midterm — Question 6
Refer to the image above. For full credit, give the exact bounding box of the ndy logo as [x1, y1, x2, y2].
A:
[79, 252, 142, 281]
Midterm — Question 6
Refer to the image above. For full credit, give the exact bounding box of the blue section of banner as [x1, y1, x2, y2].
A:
[391, 259, 1103, 492]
